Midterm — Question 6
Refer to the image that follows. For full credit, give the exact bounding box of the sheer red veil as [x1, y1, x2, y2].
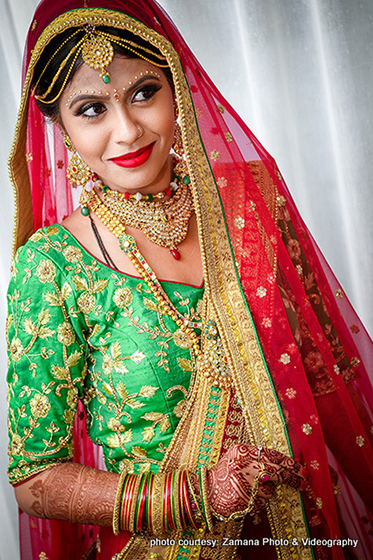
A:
[9, 0, 373, 559]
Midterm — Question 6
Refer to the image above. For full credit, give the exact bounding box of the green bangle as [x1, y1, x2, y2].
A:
[198, 466, 214, 532]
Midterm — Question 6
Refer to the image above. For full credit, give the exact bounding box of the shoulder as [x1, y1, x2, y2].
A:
[11, 224, 89, 289]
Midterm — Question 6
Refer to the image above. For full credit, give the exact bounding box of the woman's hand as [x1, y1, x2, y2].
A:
[207, 444, 307, 519]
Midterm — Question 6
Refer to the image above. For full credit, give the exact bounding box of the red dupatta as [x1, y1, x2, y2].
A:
[9, 0, 373, 558]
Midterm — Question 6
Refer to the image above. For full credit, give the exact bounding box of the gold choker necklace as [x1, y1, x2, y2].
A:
[81, 179, 194, 260]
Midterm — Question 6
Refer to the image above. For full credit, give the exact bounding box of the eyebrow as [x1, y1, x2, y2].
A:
[68, 75, 161, 109]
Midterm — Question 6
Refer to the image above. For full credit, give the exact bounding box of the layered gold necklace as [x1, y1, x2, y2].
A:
[97, 178, 194, 260]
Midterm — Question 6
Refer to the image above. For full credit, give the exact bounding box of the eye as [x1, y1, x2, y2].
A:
[76, 101, 106, 119]
[132, 83, 162, 103]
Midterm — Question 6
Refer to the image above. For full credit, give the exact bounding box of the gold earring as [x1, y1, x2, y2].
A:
[173, 122, 184, 158]
[63, 134, 91, 188]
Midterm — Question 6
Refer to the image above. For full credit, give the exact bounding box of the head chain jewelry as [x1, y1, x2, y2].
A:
[64, 70, 162, 106]
[33, 25, 168, 105]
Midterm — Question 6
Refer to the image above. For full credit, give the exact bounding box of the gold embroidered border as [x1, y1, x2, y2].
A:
[174, 33, 312, 560]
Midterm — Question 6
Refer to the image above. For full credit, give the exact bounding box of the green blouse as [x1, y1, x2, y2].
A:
[6, 225, 204, 485]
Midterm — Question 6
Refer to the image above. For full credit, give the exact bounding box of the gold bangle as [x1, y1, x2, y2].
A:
[152, 472, 166, 535]
[113, 470, 127, 536]
[185, 470, 204, 528]
[199, 466, 214, 532]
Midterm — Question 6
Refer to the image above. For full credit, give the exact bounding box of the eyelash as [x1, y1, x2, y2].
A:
[75, 83, 162, 120]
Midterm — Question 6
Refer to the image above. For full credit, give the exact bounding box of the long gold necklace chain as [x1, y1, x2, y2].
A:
[81, 189, 233, 389]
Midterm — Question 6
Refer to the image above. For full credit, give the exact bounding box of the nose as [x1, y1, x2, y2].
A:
[111, 106, 142, 145]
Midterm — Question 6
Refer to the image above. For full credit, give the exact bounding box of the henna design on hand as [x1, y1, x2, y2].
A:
[207, 444, 307, 519]
[25, 463, 119, 526]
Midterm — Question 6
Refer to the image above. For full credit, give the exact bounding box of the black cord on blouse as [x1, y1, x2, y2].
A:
[88, 215, 119, 271]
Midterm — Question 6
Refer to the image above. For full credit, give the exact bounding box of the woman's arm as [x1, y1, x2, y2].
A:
[14, 444, 306, 529]
[15, 463, 119, 526]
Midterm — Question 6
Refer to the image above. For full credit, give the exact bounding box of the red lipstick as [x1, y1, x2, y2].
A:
[110, 142, 155, 168]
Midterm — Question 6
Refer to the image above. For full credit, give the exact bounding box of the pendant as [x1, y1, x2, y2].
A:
[171, 248, 181, 260]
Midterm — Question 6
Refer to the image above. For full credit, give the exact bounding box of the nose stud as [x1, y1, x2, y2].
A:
[137, 126, 144, 139]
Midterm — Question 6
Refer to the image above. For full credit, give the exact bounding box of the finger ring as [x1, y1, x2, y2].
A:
[257, 446, 263, 462]
[261, 472, 271, 483]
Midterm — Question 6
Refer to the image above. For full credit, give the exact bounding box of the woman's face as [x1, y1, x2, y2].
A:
[59, 56, 175, 194]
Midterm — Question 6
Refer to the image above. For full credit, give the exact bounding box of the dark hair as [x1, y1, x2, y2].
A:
[32, 26, 174, 122]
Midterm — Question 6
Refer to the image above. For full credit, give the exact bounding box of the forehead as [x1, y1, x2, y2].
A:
[62, 55, 166, 97]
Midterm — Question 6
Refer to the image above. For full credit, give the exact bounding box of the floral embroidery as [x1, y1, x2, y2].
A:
[316, 498, 323, 509]
[30, 394, 51, 419]
[256, 286, 267, 298]
[335, 289, 344, 299]
[350, 325, 360, 334]
[277, 196, 355, 396]
[210, 150, 220, 161]
[217, 104, 225, 114]
[302, 424, 312, 435]
[303, 351, 324, 373]
[36, 260, 57, 283]
[350, 357, 360, 367]
[310, 460, 319, 470]
[26, 152, 33, 162]
[262, 317, 272, 328]
[224, 132, 233, 143]
[356, 435, 365, 447]
[287, 239, 301, 260]
[217, 177, 227, 188]
[285, 388, 297, 399]
[235, 216, 245, 229]
[7, 226, 203, 483]
[113, 287, 133, 307]
[279, 353, 291, 365]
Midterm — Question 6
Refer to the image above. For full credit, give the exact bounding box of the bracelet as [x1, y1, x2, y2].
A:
[178, 469, 188, 529]
[121, 474, 137, 531]
[112, 470, 128, 536]
[182, 470, 199, 530]
[186, 470, 204, 528]
[198, 466, 214, 532]
[129, 474, 145, 533]
[210, 471, 261, 522]
[153, 472, 166, 534]
[113, 468, 205, 535]
[135, 473, 148, 532]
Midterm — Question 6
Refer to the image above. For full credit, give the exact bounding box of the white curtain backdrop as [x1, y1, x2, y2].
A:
[0, 0, 372, 557]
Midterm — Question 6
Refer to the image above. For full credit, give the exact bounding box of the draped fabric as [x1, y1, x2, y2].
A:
[4, 0, 373, 559]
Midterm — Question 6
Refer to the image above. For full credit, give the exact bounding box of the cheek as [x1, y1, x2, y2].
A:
[71, 129, 107, 164]
[159, 106, 176, 146]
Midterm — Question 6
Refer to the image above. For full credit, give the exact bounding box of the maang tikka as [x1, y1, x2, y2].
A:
[63, 134, 91, 188]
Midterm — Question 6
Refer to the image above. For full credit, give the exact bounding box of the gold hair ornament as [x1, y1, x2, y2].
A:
[33, 25, 168, 104]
